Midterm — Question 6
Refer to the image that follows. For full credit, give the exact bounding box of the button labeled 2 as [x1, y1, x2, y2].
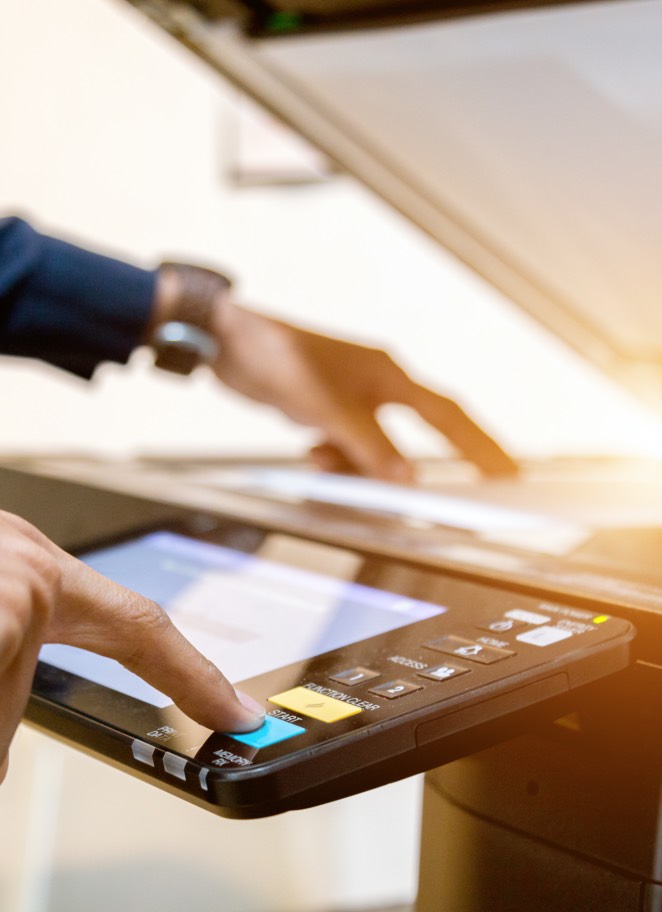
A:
[369, 680, 422, 700]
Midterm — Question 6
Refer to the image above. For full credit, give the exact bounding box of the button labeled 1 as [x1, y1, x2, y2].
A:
[329, 666, 380, 686]
[369, 680, 422, 700]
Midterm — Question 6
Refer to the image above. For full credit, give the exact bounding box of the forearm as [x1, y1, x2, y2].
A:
[0, 217, 156, 378]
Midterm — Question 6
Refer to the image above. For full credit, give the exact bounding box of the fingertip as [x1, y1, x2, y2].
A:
[232, 689, 267, 733]
[176, 677, 266, 734]
[480, 450, 520, 478]
[309, 442, 354, 474]
[383, 456, 415, 484]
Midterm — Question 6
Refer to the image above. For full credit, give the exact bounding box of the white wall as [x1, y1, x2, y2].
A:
[1, 1, 662, 911]
[1, 0, 661, 461]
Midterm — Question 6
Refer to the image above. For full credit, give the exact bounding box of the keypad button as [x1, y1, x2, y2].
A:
[417, 662, 470, 682]
[368, 680, 423, 700]
[506, 608, 550, 626]
[478, 617, 526, 634]
[227, 715, 306, 749]
[516, 626, 573, 647]
[329, 666, 380, 686]
[269, 687, 362, 722]
[424, 635, 515, 664]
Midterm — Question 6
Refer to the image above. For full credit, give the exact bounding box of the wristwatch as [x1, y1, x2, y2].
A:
[150, 262, 232, 375]
[151, 321, 219, 376]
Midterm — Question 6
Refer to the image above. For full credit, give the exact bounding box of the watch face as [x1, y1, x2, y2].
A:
[151, 322, 219, 375]
[153, 341, 199, 375]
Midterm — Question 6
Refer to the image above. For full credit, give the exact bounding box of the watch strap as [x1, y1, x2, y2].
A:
[151, 262, 232, 374]
[158, 261, 232, 332]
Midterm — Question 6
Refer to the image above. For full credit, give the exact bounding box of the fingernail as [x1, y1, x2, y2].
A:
[235, 688, 266, 721]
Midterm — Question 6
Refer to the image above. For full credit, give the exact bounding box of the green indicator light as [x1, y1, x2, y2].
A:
[267, 10, 303, 32]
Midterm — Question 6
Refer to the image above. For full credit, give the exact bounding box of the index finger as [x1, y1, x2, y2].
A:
[405, 382, 519, 477]
[50, 555, 265, 734]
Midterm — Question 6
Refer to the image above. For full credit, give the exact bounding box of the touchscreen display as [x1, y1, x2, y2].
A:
[40, 531, 445, 708]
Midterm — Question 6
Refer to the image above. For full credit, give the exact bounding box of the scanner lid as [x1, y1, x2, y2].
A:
[129, 0, 662, 409]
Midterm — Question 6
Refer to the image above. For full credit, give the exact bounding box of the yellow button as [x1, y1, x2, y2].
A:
[269, 687, 362, 723]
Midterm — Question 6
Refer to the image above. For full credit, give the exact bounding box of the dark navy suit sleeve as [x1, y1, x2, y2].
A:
[0, 217, 156, 378]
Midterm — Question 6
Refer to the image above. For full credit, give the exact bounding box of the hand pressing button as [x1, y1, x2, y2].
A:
[227, 715, 306, 749]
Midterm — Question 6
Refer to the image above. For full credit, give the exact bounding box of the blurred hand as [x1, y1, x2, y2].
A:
[0, 511, 264, 784]
[212, 302, 518, 481]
